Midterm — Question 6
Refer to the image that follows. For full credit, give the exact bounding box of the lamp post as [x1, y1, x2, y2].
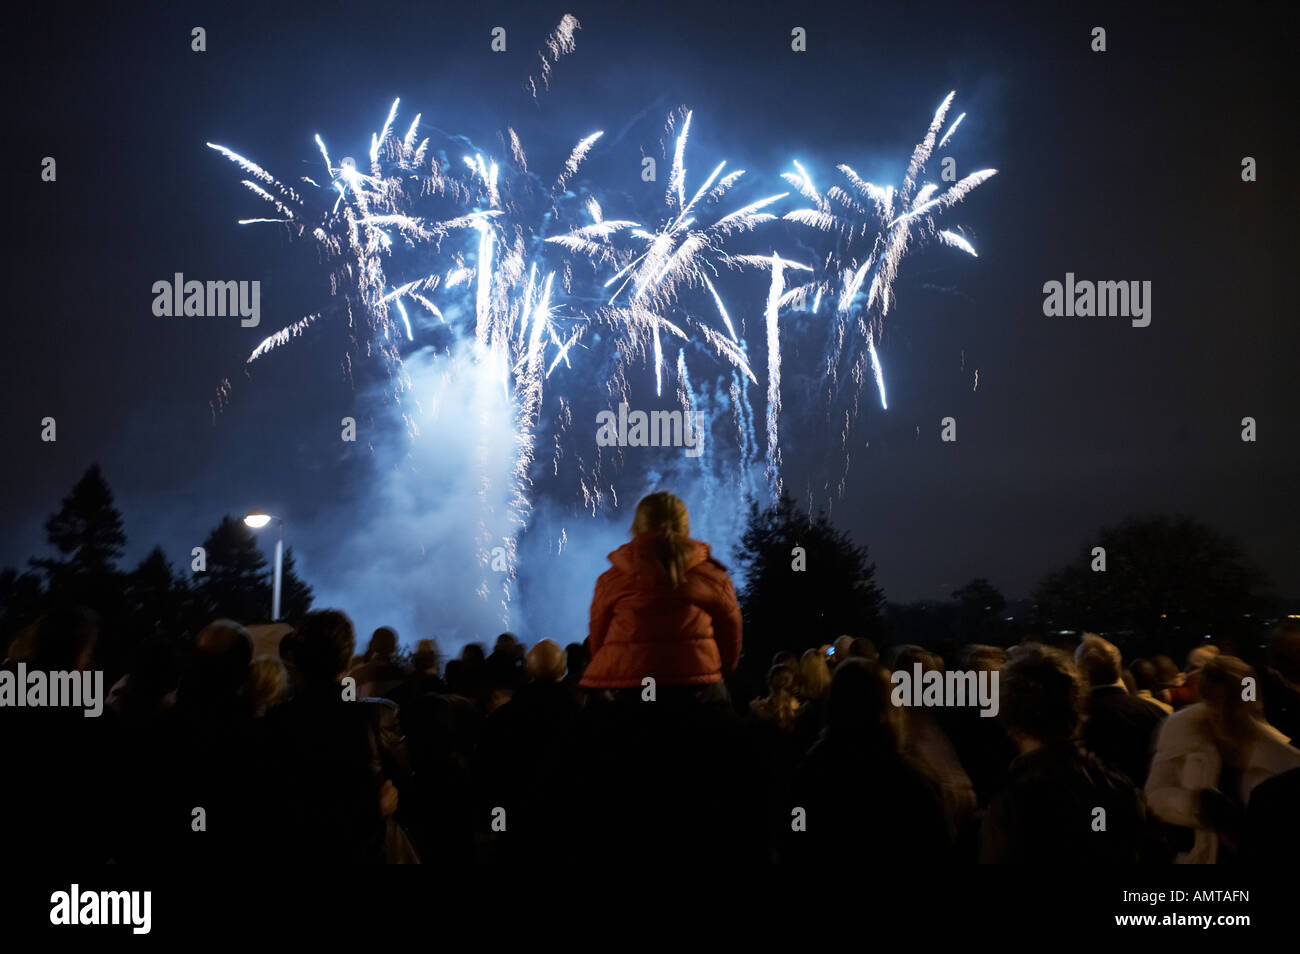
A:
[243, 512, 284, 622]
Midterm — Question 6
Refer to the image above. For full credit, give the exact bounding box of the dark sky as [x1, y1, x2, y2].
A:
[4, 0, 1296, 641]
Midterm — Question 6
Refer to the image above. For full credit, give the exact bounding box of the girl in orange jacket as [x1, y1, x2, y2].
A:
[581, 492, 742, 690]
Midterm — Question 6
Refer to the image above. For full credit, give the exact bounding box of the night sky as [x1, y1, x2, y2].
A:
[4, 1, 1295, 646]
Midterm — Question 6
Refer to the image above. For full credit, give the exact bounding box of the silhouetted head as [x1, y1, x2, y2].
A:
[798, 649, 831, 700]
[118, 636, 181, 715]
[891, 644, 942, 675]
[767, 664, 796, 696]
[962, 644, 1008, 673]
[1199, 654, 1261, 747]
[849, 637, 878, 661]
[1130, 658, 1160, 693]
[365, 626, 399, 661]
[772, 650, 798, 673]
[293, 610, 356, 684]
[823, 658, 897, 743]
[181, 619, 254, 705]
[999, 643, 1084, 751]
[563, 641, 589, 679]
[461, 643, 486, 666]
[1075, 633, 1123, 688]
[18, 606, 100, 672]
[526, 639, 567, 682]
[494, 632, 524, 659]
[1186, 644, 1220, 672]
[1268, 620, 1300, 684]
[413, 638, 441, 675]
[1152, 654, 1181, 688]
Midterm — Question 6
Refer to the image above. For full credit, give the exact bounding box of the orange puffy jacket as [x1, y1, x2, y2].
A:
[581, 533, 743, 688]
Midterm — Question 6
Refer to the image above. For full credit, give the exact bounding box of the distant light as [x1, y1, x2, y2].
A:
[244, 513, 272, 529]
[1160, 614, 1167, 619]
[1289, 614, 1300, 619]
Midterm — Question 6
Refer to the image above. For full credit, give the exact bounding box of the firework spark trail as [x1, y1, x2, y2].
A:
[731, 252, 814, 497]
[936, 111, 966, 150]
[247, 313, 321, 363]
[776, 91, 995, 463]
[764, 259, 786, 495]
[210, 64, 996, 626]
[554, 131, 603, 196]
[557, 109, 783, 401]
[937, 229, 978, 256]
[675, 348, 701, 463]
[527, 14, 581, 100]
[211, 81, 622, 621]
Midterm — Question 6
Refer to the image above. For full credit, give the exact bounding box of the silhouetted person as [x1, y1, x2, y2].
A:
[1261, 620, 1300, 743]
[1146, 654, 1300, 863]
[267, 610, 413, 863]
[1130, 658, 1174, 715]
[1075, 633, 1165, 786]
[116, 619, 263, 863]
[399, 658, 479, 865]
[750, 664, 800, 731]
[788, 659, 949, 865]
[849, 637, 879, 661]
[772, 651, 798, 675]
[1167, 644, 1220, 709]
[349, 625, 406, 701]
[581, 491, 742, 705]
[0, 607, 112, 863]
[791, 649, 832, 753]
[107, 634, 180, 726]
[475, 640, 581, 861]
[1151, 655, 1182, 708]
[392, 637, 444, 711]
[945, 644, 1017, 809]
[562, 640, 590, 705]
[980, 643, 1144, 863]
[1246, 765, 1300, 864]
[486, 632, 526, 695]
[829, 635, 854, 669]
[578, 495, 758, 862]
[455, 642, 488, 704]
[891, 645, 976, 843]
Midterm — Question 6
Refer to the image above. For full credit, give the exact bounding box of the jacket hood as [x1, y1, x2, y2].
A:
[609, 532, 712, 580]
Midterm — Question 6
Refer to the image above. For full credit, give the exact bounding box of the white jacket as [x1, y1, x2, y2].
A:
[1144, 702, 1300, 863]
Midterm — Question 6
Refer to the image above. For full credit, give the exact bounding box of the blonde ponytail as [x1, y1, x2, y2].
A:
[631, 491, 692, 588]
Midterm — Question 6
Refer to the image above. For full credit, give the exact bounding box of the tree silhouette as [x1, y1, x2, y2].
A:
[1, 468, 321, 663]
[733, 494, 884, 675]
[125, 547, 193, 640]
[278, 547, 315, 623]
[32, 464, 126, 593]
[22, 465, 134, 671]
[1035, 514, 1264, 647]
[952, 578, 1007, 642]
[193, 516, 271, 624]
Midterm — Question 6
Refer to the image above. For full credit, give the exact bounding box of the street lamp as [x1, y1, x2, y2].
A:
[243, 511, 284, 621]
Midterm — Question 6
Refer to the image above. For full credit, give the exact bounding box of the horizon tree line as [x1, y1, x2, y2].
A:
[1, 465, 1284, 682]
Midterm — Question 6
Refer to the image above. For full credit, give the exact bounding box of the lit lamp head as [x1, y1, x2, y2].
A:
[243, 512, 273, 529]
